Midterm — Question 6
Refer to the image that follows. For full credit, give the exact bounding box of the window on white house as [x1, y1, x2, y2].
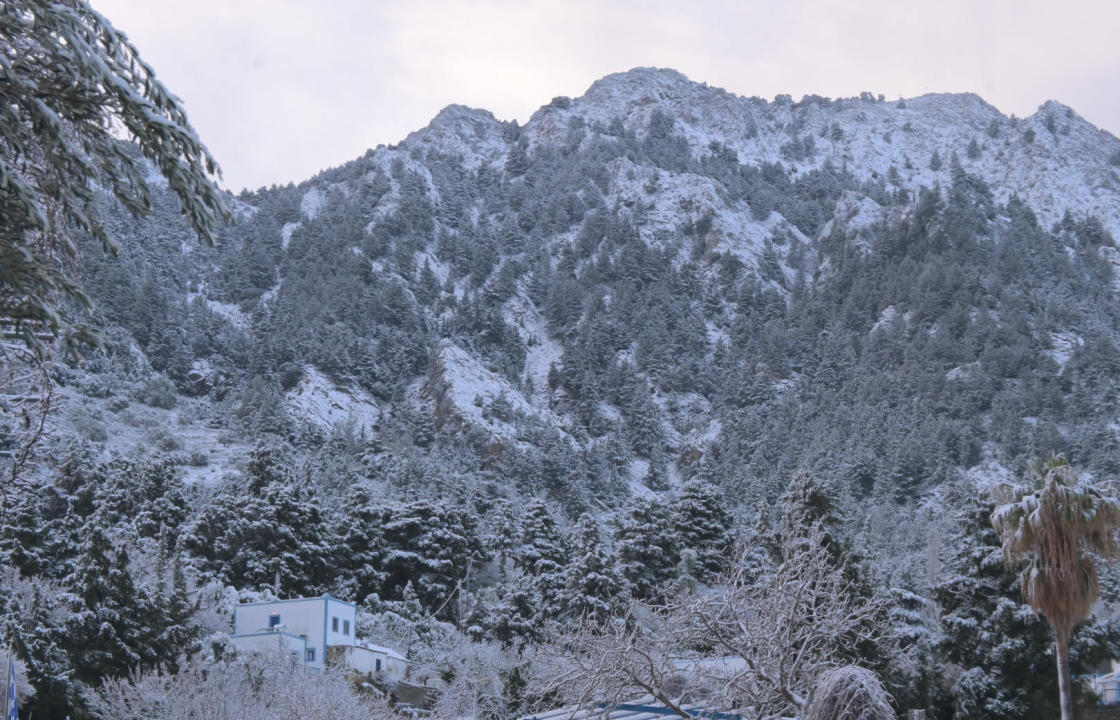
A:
[343, 620, 350, 635]
[268, 614, 281, 628]
[375, 658, 382, 672]
[306, 648, 316, 662]
[332, 616, 339, 633]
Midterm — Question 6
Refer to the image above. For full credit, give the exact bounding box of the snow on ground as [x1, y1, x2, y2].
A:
[946, 362, 981, 381]
[599, 155, 807, 289]
[52, 382, 249, 486]
[141, 158, 169, 188]
[549, 68, 1120, 242]
[285, 366, 381, 437]
[627, 477, 657, 499]
[705, 322, 730, 346]
[504, 294, 564, 408]
[964, 458, 1016, 490]
[281, 221, 301, 250]
[415, 251, 451, 284]
[186, 289, 250, 329]
[300, 187, 324, 220]
[260, 280, 283, 304]
[227, 195, 259, 221]
[431, 340, 567, 440]
[627, 458, 650, 485]
[401, 104, 509, 170]
[1048, 331, 1084, 372]
[206, 300, 249, 329]
[818, 191, 884, 246]
[870, 305, 900, 335]
[597, 402, 623, 423]
[1099, 246, 1120, 294]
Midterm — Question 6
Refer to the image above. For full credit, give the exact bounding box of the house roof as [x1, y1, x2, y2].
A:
[521, 698, 742, 720]
[234, 593, 358, 610]
[352, 641, 407, 661]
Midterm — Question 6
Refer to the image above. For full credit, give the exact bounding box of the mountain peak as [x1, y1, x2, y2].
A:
[402, 104, 505, 167]
[579, 67, 710, 107]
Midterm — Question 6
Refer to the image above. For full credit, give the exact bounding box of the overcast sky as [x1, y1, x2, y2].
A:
[93, 0, 1120, 192]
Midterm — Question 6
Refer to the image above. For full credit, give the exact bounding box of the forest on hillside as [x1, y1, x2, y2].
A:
[5, 2, 1120, 719]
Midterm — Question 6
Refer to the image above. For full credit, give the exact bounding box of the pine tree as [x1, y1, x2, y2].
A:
[512, 498, 568, 618]
[513, 499, 568, 577]
[615, 496, 679, 601]
[936, 494, 1057, 719]
[621, 370, 663, 457]
[61, 523, 168, 687]
[0, 479, 47, 576]
[331, 489, 389, 603]
[381, 499, 485, 619]
[416, 260, 442, 305]
[94, 457, 189, 539]
[559, 514, 628, 623]
[473, 584, 540, 646]
[183, 450, 335, 596]
[482, 497, 521, 580]
[643, 445, 670, 492]
[0, 0, 229, 356]
[7, 587, 78, 720]
[777, 472, 844, 558]
[671, 478, 733, 583]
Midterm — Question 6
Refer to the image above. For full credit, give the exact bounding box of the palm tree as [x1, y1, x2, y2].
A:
[991, 458, 1120, 720]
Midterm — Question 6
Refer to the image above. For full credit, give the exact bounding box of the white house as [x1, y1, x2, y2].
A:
[231, 594, 357, 670]
[1087, 660, 1120, 705]
[330, 642, 408, 680]
[230, 594, 407, 682]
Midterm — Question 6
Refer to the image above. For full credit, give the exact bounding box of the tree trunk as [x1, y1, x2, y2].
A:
[1056, 625, 1075, 720]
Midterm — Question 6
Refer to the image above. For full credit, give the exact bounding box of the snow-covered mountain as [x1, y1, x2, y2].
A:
[62, 66, 1120, 512]
[412, 68, 1120, 237]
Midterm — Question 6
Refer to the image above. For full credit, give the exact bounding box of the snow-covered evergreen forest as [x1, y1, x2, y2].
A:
[5, 12, 1120, 716]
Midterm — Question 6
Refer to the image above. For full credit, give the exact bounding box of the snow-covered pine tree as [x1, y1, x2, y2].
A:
[620, 370, 663, 458]
[615, 496, 679, 602]
[559, 513, 628, 624]
[330, 488, 389, 604]
[935, 493, 1055, 719]
[61, 522, 178, 691]
[5, 586, 78, 720]
[670, 477, 733, 583]
[92, 457, 190, 539]
[469, 584, 540, 647]
[0, 0, 228, 358]
[380, 498, 485, 620]
[510, 498, 568, 619]
[182, 447, 334, 595]
[0, 478, 47, 576]
[777, 472, 843, 549]
[481, 497, 521, 580]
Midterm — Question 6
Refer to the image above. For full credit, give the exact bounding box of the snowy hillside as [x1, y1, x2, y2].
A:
[13, 63, 1120, 720]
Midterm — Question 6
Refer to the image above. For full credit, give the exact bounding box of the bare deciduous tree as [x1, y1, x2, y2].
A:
[87, 650, 392, 720]
[536, 524, 896, 720]
[678, 524, 892, 719]
[802, 666, 894, 720]
[533, 607, 702, 719]
[0, 341, 53, 490]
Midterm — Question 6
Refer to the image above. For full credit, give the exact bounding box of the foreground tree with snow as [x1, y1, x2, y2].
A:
[0, 0, 228, 349]
[538, 522, 895, 720]
[991, 458, 1120, 720]
[88, 650, 391, 720]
